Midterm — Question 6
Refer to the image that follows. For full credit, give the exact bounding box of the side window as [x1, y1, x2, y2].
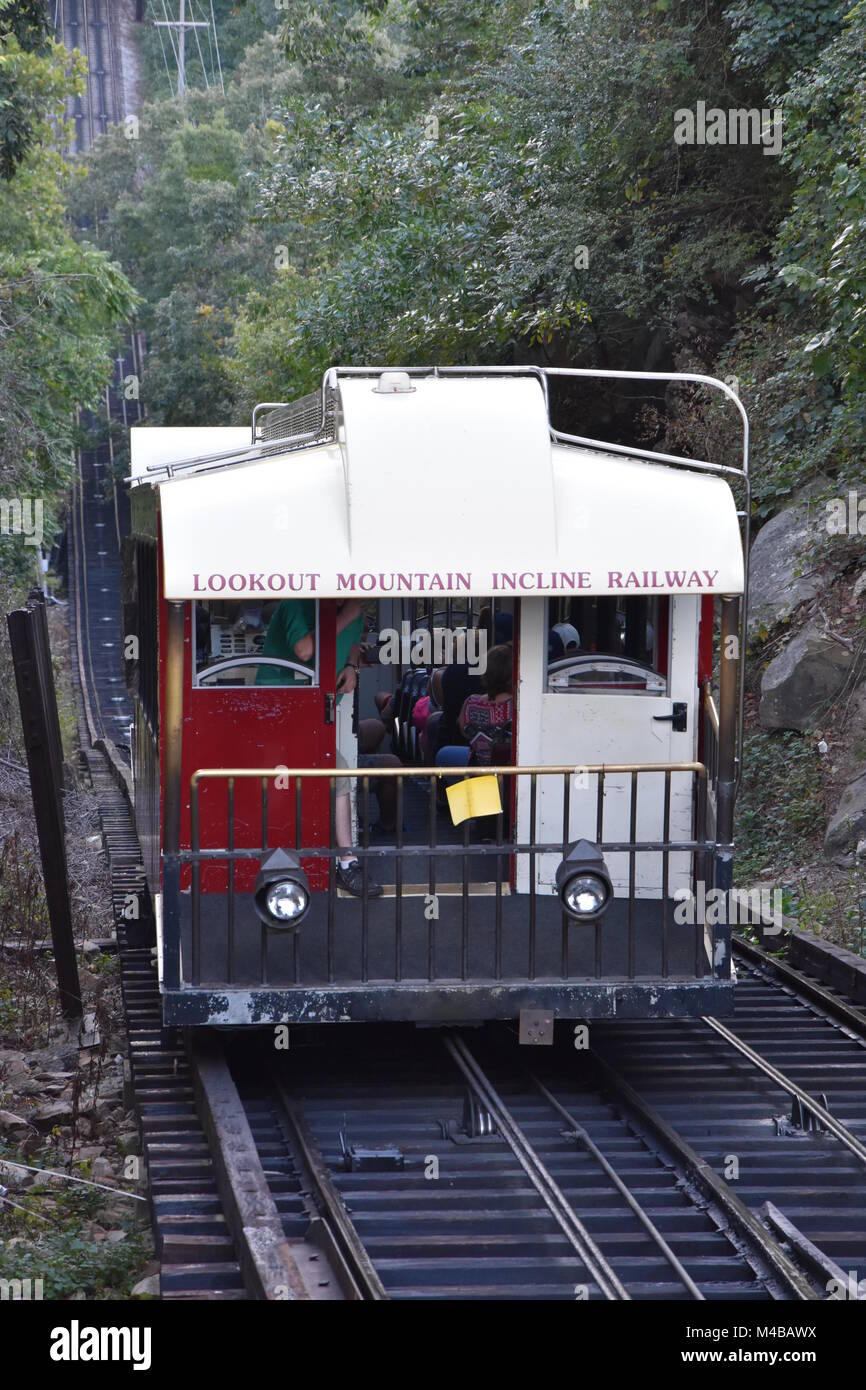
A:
[133, 540, 159, 732]
[545, 596, 668, 694]
[192, 599, 319, 688]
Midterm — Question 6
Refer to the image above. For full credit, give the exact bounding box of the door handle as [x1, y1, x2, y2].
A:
[652, 701, 687, 733]
[325, 692, 336, 724]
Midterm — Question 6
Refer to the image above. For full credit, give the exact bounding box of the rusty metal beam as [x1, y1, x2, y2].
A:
[190, 1034, 337, 1300]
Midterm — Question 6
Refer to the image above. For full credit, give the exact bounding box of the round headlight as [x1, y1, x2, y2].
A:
[562, 873, 609, 918]
[265, 879, 309, 923]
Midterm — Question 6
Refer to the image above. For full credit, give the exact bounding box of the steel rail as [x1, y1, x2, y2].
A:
[702, 1014, 866, 1167]
[528, 1072, 705, 1300]
[444, 1034, 631, 1300]
[588, 1049, 817, 1300]
[70, 448, 103, 744]
[732, 934, 866, 1041]
[270, 1073, 388, 1300]
[80, 0, 94, 150]
[103, 0, 121, 127]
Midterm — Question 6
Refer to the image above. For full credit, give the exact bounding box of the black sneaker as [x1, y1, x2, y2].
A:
[336, 859, 382, 897]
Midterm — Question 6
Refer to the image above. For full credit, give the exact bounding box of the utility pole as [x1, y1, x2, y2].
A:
[154, 0, 210, 100]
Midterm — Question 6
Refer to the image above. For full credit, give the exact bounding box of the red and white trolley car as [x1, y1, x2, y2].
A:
[125, 366, 748, 1031]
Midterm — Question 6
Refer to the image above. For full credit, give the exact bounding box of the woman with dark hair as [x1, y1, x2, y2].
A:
[457, 643, 513, 765]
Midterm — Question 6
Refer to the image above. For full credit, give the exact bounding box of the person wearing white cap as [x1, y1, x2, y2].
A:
[552, 621, 580, 653]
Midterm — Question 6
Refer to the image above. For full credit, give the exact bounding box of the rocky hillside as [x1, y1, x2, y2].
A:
[740, 480, 866, 950]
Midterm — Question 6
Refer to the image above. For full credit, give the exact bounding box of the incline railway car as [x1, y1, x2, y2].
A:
[124, 365, 748, 1031]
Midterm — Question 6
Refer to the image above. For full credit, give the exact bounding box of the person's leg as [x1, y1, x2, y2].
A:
[334, 752, 351, 852]
[334, 752, 382, 897]
[434, 745, 472, 808]
[358, 717, 387, 754]
[435, 746, 472, 781]
[335, 788, 353, 853]
[358, 752, 401, 831]
[375, 690, 394, 719]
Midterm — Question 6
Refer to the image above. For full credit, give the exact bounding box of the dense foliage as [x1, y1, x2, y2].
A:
[66, 0, 863, 531]
[0, 11, 138, 587]
[5, 0, 865, 537]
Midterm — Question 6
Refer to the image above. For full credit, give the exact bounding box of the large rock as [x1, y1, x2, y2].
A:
[31, 1098, 75, 1128]
[131, 1273, 160, 1299]
[0, 1109, 31, 1137]
[759, 624, 853, 731]
[825, 770, 866, 863]
[837, 679, 866, 784]
[748, 503, 824, 639]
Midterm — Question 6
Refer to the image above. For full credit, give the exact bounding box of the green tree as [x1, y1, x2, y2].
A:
[0, 0, 50, 178]
[0, 33, 138, 585]
[70, 36, 298, 424]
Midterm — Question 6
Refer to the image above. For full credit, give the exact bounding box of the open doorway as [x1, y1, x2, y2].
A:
[349, 596, 518, 894]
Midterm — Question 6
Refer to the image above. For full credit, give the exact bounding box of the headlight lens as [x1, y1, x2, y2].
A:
[265, 879, 309, 922]
[562, 873, 609, 918]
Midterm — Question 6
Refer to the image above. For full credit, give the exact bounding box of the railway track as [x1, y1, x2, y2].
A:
[59, 0, 145, 760]
[55, 0, 123, 155]
[207, 986, 866, 1302]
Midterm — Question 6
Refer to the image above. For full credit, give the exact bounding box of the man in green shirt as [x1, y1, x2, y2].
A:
[257, 598, 364, 686]
[256, 599, 316, 684]
[256, 598, 382, 896]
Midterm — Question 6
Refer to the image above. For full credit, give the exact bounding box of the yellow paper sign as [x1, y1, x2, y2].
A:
[446, 775, 503, 826]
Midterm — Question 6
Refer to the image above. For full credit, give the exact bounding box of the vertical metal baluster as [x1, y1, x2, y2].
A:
[662, 771, 671, 979]
[226, 778, 234, 984]
[494, 775, 504, 980]
[293, 778, 302, 983]
[395, 775, 403, 982]
[328, 775, 336, 983]
[595, 769, 605, 977]
[628, 771, 637, 979]
[361, 775, 370, 983]
[428, 775, 437, 981]
[191, 778, 200, 986]
[595, 767, 605, 840]
[261, 778, 269, 985]
[529, 773, 537, 980]
[561, 771, 571, 978]
[697, 771, 709, 978]
[461, 816, 470, 981]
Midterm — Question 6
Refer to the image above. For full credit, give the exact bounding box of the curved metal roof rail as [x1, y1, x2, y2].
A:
[128, 377, 340, 487]
[542, 367, 749, 479]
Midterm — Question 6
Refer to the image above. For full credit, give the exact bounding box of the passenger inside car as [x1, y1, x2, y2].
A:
[457, 642, 514, 765]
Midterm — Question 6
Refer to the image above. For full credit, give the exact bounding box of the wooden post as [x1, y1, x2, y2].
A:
[7, 605, 82, 1019]
[26, 590, 66, 833]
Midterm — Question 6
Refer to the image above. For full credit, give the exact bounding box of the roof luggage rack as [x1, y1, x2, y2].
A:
[132, 365, 748, 488]
[252, 387, 340, 446]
